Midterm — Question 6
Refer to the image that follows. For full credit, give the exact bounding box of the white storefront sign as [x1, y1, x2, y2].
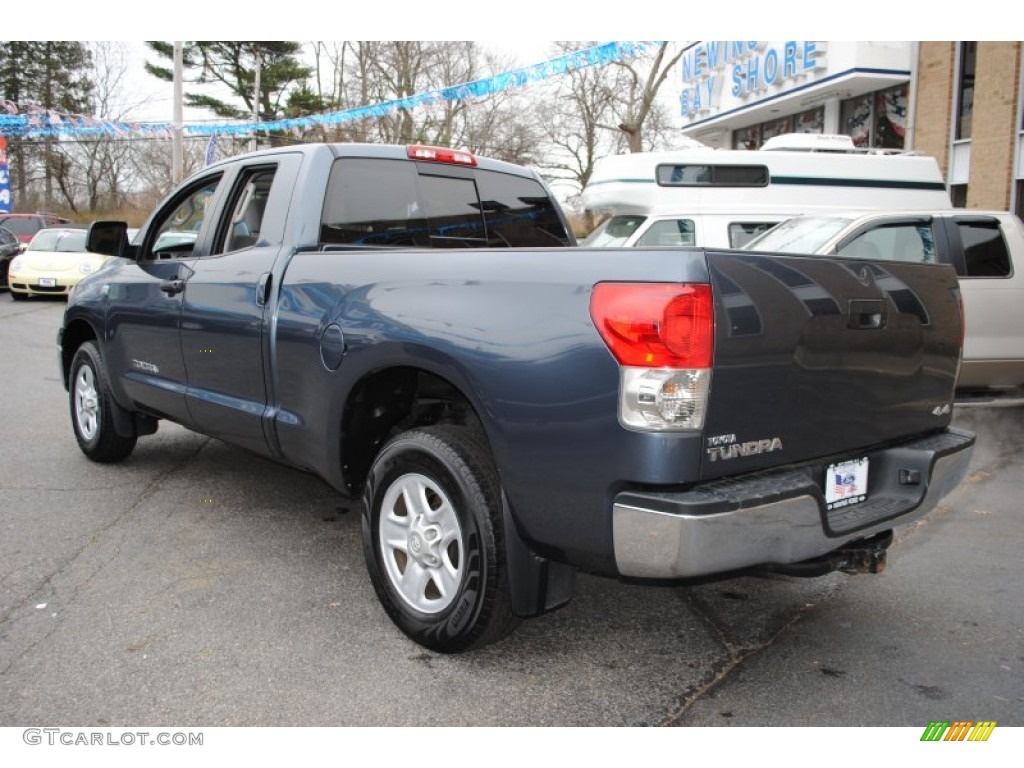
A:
[679, 41, 823, 119]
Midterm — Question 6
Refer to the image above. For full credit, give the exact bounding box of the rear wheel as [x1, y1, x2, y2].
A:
[362, 425, 518, 653]
[69, 341, 137, 463]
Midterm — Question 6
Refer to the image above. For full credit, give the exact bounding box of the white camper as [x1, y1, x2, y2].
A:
[580, 134, 952, 249]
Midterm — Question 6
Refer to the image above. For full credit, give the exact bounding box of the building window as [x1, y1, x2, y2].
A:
[950, 184, 968, 208]
[760, 116, 792, 142]
[839, 86, 908, 150]
[956, 42, 977, 140]
[733, 126, 760, 149]
[874, 86, 909, 149]
[841, 94, 874, 147]
[794, 107, 824, 134]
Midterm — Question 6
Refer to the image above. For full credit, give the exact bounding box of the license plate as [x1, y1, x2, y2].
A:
[38, 277, 56, 287]
[825, 457, 868, 510]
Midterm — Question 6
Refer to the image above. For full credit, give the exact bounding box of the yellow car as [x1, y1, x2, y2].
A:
[8, 228, 110, 301]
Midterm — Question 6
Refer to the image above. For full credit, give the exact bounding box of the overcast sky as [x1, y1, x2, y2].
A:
[120, 41, 559, 124]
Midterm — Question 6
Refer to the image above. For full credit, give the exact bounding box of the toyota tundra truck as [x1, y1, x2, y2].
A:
[58, 143, 975, 652]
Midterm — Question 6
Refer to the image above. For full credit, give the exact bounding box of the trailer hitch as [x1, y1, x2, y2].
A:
[767, 530, 894, 578]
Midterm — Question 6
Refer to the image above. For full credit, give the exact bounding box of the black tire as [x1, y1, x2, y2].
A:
[68, 341, 137, 463]
[10, 289, 26, 301]
[362, 425, 519, 653]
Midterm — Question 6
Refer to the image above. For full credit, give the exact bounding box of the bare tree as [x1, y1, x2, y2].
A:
[535, 42, 626, 228]
[67, 42, 147, 213]
[606, 42, 685, 153]
[131, 139, 208, 207]
[300, 41, 544, 160]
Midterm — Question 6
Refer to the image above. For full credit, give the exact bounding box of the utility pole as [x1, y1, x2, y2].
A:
[250, 47, 262, 153]
[172, 41, 183, 185]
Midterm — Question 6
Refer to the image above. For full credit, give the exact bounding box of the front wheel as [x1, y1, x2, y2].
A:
[362, 426, 518, 653]
[69, 341, 137, 463]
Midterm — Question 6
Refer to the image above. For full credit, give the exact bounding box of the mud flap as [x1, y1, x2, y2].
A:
[502, 493, 575, 617]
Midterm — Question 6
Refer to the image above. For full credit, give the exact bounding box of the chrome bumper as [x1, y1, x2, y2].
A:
[613, 428, 975, 579]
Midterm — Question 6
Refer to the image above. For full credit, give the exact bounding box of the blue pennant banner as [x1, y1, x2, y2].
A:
[0, 42, 652, 140]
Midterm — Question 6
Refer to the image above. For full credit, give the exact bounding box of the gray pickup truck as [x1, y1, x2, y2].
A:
[59, 143, 974, 652]
[743, 209, 1024, 392]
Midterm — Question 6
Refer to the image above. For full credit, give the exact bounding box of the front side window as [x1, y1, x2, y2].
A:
[582, 215, 647, 247]
[729, 222, 778, 248]
[743, 216, 854, 255]
[147, 174, 223, 259]
[838, 223, 936, 263]
[635, 219, 696, 247]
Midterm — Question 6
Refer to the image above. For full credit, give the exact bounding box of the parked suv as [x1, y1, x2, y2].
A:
[0, 213, 68, 244]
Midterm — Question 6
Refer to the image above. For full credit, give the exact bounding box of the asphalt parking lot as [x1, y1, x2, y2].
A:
[1, 296, 1021, 727]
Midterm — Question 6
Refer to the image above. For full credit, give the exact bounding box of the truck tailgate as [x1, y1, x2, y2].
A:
[700, 251, 962, 481]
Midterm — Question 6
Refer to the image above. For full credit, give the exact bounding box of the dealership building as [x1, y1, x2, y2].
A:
[676, 41, 1023, 218]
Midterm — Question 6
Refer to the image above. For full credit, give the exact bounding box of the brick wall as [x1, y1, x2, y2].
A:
[914, 42, 1022, 210]
[914, 42, 956, 179]
[968, 42, 1021, 210]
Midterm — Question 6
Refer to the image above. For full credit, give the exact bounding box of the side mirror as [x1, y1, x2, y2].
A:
[86, 220, 129, 257]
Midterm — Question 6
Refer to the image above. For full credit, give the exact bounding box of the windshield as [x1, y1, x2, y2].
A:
[742, 216, 855, 255]
[28, 229, 88, 253]
[582, 215, 647, 247]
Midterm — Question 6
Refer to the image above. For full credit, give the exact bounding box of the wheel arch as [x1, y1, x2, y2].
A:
[339, 363, 489, 497]
[341, 362, 577, 622]
[60, 318, 100, 391]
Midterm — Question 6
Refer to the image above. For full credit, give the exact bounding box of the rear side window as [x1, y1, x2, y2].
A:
[475, 170, 570, 247]
[958, 220, 1011, 277]
[635, 219, 695, 246]
[0, 218, 41, 237]
[656, 164, 768, 187]
[218, 165, 277, 254]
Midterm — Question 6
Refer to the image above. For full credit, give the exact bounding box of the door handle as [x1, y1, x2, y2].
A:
[160, 279, 185, 297]
[847, 299, 887, 330]
[256, 272, 272, 307]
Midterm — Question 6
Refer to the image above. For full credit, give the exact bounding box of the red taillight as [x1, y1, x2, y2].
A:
[407, 145, 477, 166]
[590, 283, 714, 368]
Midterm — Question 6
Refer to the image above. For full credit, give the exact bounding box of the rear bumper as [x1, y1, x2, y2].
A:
[612, 428, 975, 579]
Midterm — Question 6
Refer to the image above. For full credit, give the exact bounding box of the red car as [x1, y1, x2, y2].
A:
[0, 213, 68, 244]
